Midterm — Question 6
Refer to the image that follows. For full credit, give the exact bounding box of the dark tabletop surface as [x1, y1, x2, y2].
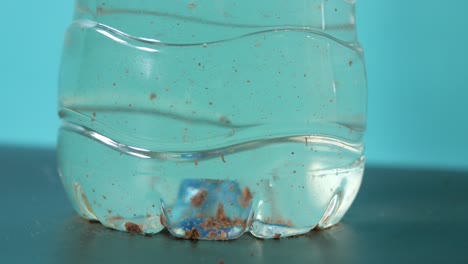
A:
[1, 145, 467, 263]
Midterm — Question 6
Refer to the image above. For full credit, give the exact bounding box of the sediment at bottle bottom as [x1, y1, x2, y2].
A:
[58, 126, 364, 240]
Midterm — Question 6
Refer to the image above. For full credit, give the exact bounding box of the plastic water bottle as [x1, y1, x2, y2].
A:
[58, 0, 367, 239]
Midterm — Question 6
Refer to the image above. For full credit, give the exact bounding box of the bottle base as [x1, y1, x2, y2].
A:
[58, 125, 364, 240]
[68, 177, 357, 239]
[70, 201, 346, 239]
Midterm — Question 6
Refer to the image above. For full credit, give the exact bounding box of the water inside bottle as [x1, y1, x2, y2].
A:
[58, 1, 366, 239]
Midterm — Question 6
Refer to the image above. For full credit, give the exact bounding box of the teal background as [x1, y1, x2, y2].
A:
[1, 1, 467, 169]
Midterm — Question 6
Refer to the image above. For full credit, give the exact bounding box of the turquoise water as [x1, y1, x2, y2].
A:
[58, 0, 366, 239]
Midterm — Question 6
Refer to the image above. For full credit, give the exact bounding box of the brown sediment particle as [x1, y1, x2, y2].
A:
[240, 187, 253, 208]
[273, 233, 281, 239]
[276, 217, 283, 224]
[188, 2, 197, 9]
[198, 203, 248, 232]
[218, 260, 225, 264]
[194, 160, 199, 166]
[92, 112, 96, 117]
[216, 203, 228, 221]
[107, 215, 123, 221]
[218, 116, 231, 125]
[185, 227, 201, 239]
[125, 222, 143, 234]
[150, 93, 157, 100]
[199, 217, 215, 229]
[221, 154, 226, 163]
[200, 216, 247, 231]
[235, 218, 247, 228]
[220, 231, 227, 239]
[348, 60, 353, 67]
[190, 189, 208, 207]
[107, 209, 113, 214]
[102, 195, 107, 199]
[263, 217, 293, 227]
[146, 213, 152, 218]
[208, 231, 216, 239]
[313, 225, 323, 231]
